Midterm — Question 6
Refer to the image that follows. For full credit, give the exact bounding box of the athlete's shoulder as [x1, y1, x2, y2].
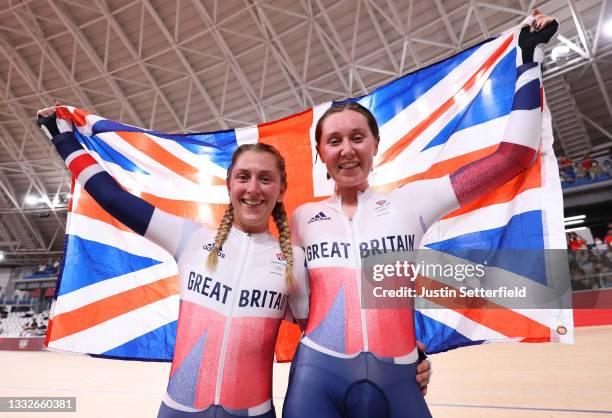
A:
[378, 184, 410, 202]
[172, 221, 216, 260]
[293, 199, 329, 220]
[295, 198, 329, 211]
[290, 200, 334, 246]
[393, 176, 453, 197]
[294, 199, 337, 225]
[258, 230, 283, 251]
[174, 218, 214, 239]
[199, 223, 217, 241]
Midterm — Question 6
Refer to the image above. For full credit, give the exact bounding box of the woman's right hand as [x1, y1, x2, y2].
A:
[37, 106, 55, 118]
[37, 101, 61, 118]
[37, 101, 68, 139]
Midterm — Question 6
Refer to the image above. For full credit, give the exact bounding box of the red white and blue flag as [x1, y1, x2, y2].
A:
[45, 24, 572, 361]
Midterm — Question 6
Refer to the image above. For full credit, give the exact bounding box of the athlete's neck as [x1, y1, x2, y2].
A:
[232, 222, 269, 235]
[336, 182, 369, 219]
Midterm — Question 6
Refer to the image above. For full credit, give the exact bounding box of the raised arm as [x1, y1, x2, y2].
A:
[450, 11, 558, 206]
[407, 11, 558, 230]
[450, 63, 541, 205]
[38, 109, 200, 259]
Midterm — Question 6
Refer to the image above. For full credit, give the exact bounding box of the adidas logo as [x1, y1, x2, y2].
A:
[308, 211, 331, 224]
[203, 242, 226, 258]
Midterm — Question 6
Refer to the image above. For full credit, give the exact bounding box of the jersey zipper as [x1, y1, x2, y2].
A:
[348, 217, 369, 352]
[214, 233, 251, 404]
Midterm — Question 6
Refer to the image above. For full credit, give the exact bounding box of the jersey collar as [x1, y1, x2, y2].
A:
[228, 226, 274, 245]
[326, 187, 375, 211]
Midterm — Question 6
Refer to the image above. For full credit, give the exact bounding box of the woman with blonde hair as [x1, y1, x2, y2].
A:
[37, 107, 308, 418]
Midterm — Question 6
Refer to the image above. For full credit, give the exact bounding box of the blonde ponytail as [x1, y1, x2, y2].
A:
[272, 202, 294, 285]
[207, 205, 234, 270]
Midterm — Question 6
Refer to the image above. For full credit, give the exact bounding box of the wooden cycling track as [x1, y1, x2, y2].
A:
[0, 325, 610, 418]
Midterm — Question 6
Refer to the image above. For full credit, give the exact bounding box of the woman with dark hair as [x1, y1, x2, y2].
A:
[37, 108, 308, 418]
[284, 10, 559, 418]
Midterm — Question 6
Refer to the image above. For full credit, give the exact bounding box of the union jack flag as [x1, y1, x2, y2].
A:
[45, 23, 572, 361]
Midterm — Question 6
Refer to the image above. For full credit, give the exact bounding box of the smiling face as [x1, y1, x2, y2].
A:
[317, 109, 379, 191]
[227, 150, 286, 234]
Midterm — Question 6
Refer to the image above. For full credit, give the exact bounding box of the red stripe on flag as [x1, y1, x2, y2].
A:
[374, 34, 514, 168]
[258, 109, 319, 358]
[374, 149, 542, 218]
[140, 192, 229, 229]
[72, 189, 134, 233]
[374, 145, 498, 194]
[72, 187, 228, 232]
[258, 109, 316, 218]
[57, 107, 90, 127]
[68, 177, 75, 212]
[116, 131, 221, 185]
[48, 275, 179, 342]
[415, 275, 551, 339]
[67, 153, 98, 179]
[442, 156, 541, 219]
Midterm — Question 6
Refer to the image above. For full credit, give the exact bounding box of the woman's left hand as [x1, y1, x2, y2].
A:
[416, 341, 432, 396]
[531, 8, 555, 31]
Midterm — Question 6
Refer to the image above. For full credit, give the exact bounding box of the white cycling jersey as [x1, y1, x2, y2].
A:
[49, 129, 309, 416]
[291, 176, 458, 364]
[290, 60, 544, 366]
[150, 214, 309, 415]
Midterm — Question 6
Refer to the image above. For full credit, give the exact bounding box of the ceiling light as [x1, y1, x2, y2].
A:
[564, 215, 586, 222]
[564, 219, 585, 226]
[0, 251, 4, 261]
[605, 19, 612, 37]
[551, 45, 570, 61]
[25, 195, 39, 205]
[565, 226, 587, 233]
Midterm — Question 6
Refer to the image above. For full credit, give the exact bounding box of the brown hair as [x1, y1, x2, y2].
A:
[314, 102, 380, 145]
[206, 143, 294, 284]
